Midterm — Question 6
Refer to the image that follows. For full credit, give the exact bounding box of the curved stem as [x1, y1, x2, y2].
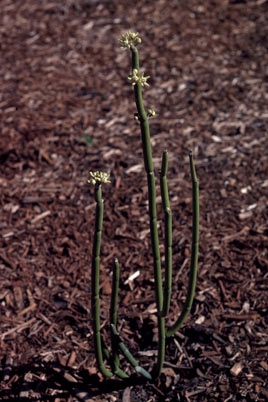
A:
[111, 324, 152, 380]
[166, 153, 199, 337]
[102, 339, 129, 379]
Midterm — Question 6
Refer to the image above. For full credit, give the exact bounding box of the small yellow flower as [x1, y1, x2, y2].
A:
[119, 32, 141, 49]
[147, 109, 157, 118]
[88, 171, 111, 186]
[128, 69, 150, 87]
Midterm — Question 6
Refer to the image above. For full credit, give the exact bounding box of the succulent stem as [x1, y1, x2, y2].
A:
[111, 324, 152, 380]
[166, 153, 199, 337]
[130, 45, 165, 378]
[110, 258, 129, 378]
[89, 32, 200, 382]
[91, 184, 114, 378]
[160, 151, 173, 317]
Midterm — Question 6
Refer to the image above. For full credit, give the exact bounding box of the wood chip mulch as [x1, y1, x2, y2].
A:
[0, 0, 267, 401]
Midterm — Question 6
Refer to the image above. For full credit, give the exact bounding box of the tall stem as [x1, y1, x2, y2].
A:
[166, 153, 199, 337]
[160, 151, 172, 317]
[131, 45, 165, 378]
[91, 184, 113, 378]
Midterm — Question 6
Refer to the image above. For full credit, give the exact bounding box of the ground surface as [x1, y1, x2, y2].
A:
[0, 0, 268, 401]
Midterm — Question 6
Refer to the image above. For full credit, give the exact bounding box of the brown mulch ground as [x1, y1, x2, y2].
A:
[1, 0, 268, 400]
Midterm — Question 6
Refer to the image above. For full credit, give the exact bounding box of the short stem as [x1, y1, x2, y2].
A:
[111, 324, 152, 380]
[110, 258, 129, 379]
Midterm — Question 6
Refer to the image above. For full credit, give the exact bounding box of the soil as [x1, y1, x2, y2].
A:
[0, 0, 268, 401]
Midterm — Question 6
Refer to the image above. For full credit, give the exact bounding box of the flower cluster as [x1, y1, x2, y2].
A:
[128, 69, 150, 87]
[88, 171, 111, 186]
[119, 32, 141, 49]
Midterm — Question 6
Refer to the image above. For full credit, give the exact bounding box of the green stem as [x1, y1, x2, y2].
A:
[166, 152, 199, 337]
[130, 45, 165, 378]
[91, 184, 113, 378]
[101, 337, 129, 379]
[110, 258, 129, 379]
[160, 151, 172, 317]
[111, 324, 152, 380]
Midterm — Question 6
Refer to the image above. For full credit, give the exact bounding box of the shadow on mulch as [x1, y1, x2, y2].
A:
[0, 360, 153, 401]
